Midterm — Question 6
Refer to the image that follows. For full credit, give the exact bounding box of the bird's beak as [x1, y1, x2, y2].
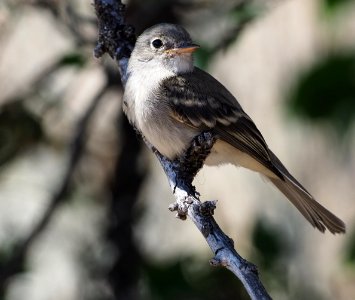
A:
[165, 44, 200, 55]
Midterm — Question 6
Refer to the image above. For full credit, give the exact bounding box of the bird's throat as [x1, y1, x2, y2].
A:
[164, 54, 194, 75]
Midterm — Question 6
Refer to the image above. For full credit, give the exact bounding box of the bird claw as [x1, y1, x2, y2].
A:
[200, 200, 217, 216]
[173, 130, 216, 183]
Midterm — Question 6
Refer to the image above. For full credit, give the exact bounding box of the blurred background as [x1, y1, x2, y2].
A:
[0, 0, 355, 299]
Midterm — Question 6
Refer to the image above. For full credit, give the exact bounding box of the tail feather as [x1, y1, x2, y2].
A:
[269, 176, 345, 233]
[268, 151, 346, 234]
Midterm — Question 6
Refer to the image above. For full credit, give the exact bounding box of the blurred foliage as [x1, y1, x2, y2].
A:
[323, 0, 355, 12]
[252, 219, 285, 270]
[58, 52, 87, 67]
[345, 227, 355, 265]
[251, 219, 291, 296]
[287, 53, 355, 134]
[230, 1, 260, 22]
[143, 257, 248, 300]
[0, 243, 19, 267]
[0, 102, 42, 167]
[194, 47, 215, 70]
[251, 220, 324, 300]
[195, 1, 259, 69]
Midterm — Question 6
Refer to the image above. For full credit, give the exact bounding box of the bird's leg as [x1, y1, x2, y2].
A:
[167, 131, 216, 219]
[175, 131, 216, 186]
[151, 131, 216, 219]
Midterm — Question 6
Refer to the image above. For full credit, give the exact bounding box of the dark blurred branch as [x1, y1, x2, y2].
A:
[94, 1, 271, 299]
[106, 114, 145, 300]
[0, 85, 106, 295]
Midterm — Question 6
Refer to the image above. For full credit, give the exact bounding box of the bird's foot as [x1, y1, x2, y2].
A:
[199, 200, 217, 216]
[175, 131, 216, 182]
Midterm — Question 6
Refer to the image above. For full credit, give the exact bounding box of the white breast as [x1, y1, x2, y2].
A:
[124, 60, 198, 159]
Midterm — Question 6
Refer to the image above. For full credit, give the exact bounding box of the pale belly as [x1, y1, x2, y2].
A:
[139, 114, 199, 160]
[128, 95, 276, 177]
[136, 105, 277, 178]
[205, 140, 278, 178]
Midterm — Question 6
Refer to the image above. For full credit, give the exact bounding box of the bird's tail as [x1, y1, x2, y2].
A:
[268, 151, 346, 234]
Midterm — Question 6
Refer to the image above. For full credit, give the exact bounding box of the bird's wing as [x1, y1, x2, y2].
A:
[158, 68, 345, 234]
[159, 67, 282, 178]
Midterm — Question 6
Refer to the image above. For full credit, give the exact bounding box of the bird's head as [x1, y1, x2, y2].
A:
[129, 23, 199, 74]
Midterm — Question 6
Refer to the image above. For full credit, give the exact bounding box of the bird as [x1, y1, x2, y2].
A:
[123, 23, 346, 234]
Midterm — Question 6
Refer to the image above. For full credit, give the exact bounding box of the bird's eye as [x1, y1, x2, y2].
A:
[151, 39, 163, 49]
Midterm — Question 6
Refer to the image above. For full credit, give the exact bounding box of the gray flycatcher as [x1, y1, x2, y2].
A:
[123, 23, 345, 234]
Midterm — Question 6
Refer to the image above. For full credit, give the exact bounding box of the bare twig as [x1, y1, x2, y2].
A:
[94, 1, 272, 299]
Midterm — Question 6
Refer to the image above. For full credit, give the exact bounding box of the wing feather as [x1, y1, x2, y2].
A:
[159, 67, 281, 178]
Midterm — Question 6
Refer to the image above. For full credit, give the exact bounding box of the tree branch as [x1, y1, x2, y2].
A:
[94, 1, 272, 299]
